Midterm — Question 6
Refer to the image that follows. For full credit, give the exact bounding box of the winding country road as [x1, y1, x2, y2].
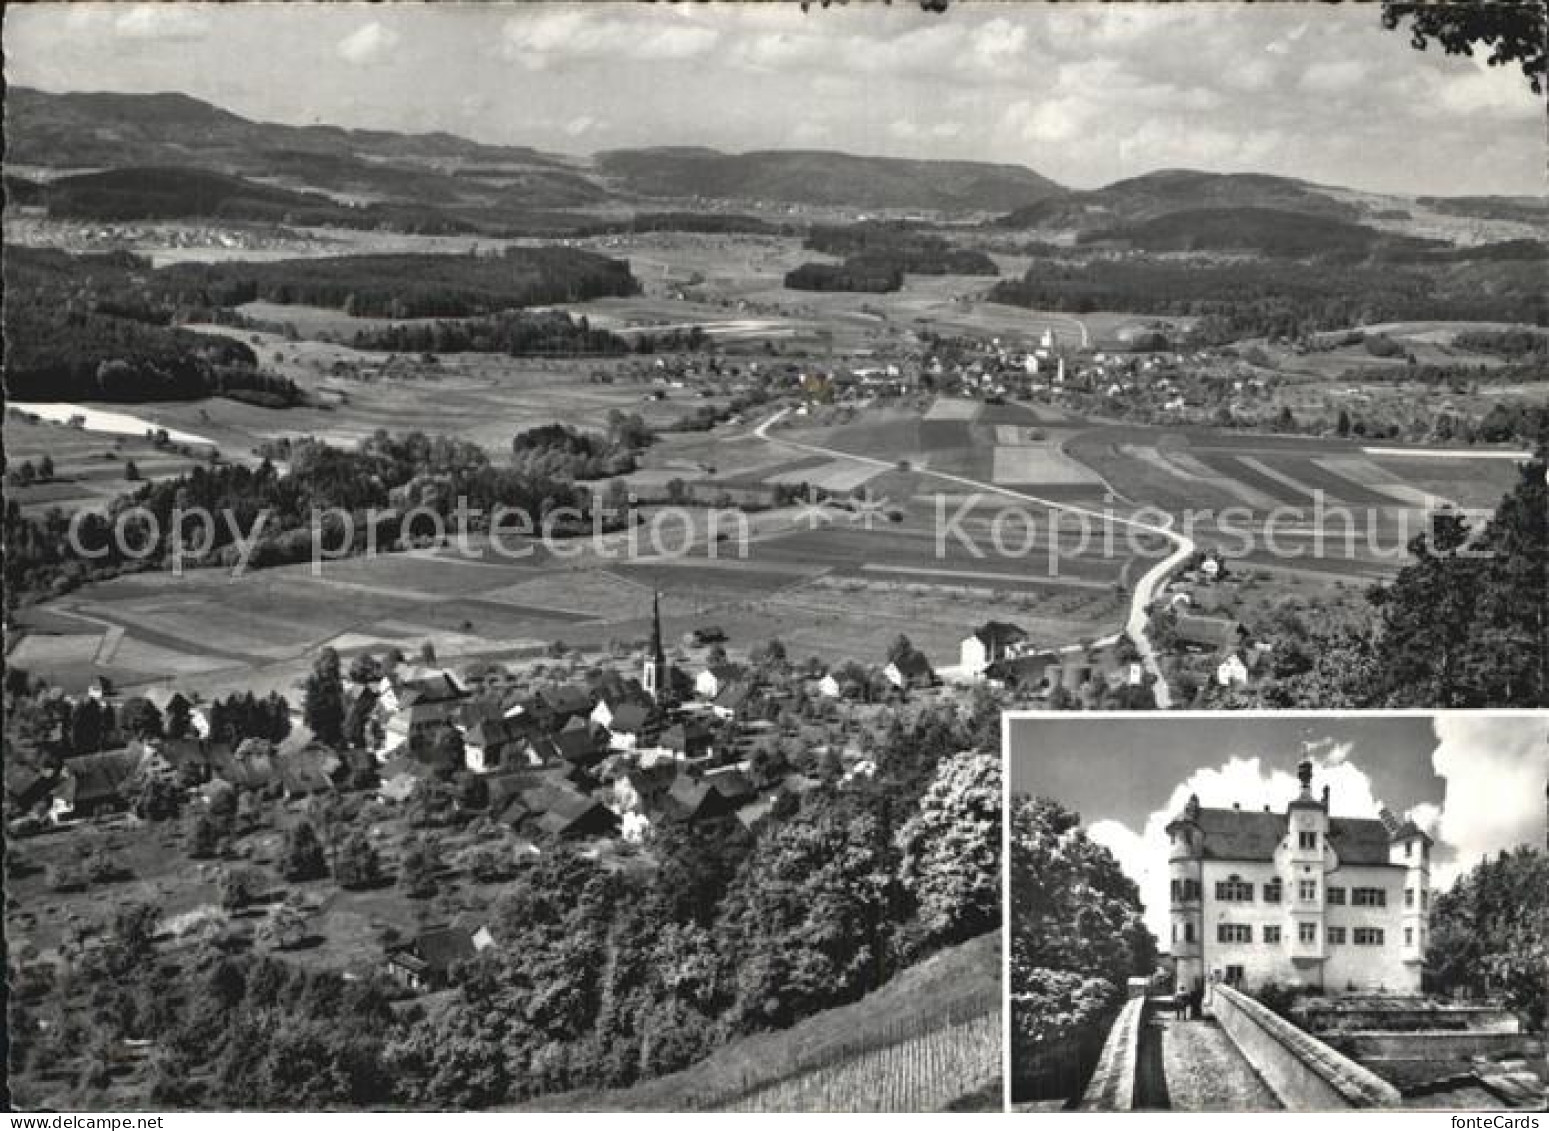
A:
[752, 407, 1195, 707]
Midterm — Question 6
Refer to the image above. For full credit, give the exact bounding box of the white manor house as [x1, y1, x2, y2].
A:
[1167, 759, 1431, 996]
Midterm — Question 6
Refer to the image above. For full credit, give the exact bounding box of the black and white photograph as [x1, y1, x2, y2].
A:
[1007, 711, 1549, 1111]
[1, 0, 1545, 1116]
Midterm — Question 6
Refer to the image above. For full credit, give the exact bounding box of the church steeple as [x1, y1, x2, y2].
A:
[643, 590, 669, 702]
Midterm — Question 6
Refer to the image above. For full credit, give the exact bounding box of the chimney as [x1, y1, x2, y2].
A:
[1297, 758, 1314, 794]
[1322, 785, 1330, 810]
[1378, 806, 1401, 835]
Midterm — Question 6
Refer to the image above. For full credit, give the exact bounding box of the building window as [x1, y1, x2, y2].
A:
[1406, 841, 1414, 858]
[1354, 928, 1386, 946]
[1225, 965, 1245, 986]
[1215, 876, 1254, 902]
[1298, 880, 1318, 902]
[1421, 890, 1429, 910]
[1327, 926, 1346, 945]
[1218, 923, 1252, 944]
[1352, 887, 1387, 908]
[1263, 925, 1282, 944]
[1404, 888, 1415, 908]
[1263, 879, 1282, 903]
[1327, 886, 1346, 906]
[1299, 922, 1317, 945]
[1185, 922, 1195, 943]
[1298, 831, 1318, 850]
[1405, 927, 1414, 947]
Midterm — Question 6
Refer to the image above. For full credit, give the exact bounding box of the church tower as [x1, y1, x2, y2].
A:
[642, 590, 670, 703]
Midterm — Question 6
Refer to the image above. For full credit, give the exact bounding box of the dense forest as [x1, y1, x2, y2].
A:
[784, 259, 905, 293]
[349, 311, 630, 356]
[805, 223, 999, 276]
[154, 247, 640, 319]
[4, 247, 301, 405]
[988, 255, 1549, 342]
[14, 166, 473, 234]
[1076, 206, 1437, 258]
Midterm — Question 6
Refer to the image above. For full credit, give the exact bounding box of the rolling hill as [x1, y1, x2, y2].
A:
[997, 169, 1366, 230]
[5, 86, 606, 212]
[597, 146, 1067, 212]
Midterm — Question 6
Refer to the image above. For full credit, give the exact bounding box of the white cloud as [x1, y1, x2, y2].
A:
[1300, 59, 1367, 94]
[112, 5, 209, 42]
[1436, 64, 1541, 117]
[564, 115, 599, 138]
[501, 10, 719, 69]
[337, 22, 401, 66]
[1428, 715, 1549, 890]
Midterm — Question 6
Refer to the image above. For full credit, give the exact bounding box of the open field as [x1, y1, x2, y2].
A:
[4, 411, 222, 514]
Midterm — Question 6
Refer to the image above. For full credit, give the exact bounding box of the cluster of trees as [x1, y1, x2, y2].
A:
[805, 223, 999, 276]
[5, 247, 302, 406]
[509, 414, 654, 480]
[988, 255, 1548, 342]
[1426, 847, 1548, 1031]
[1453, 328, 1549, 359]
[784, 259, 904, 294]
[154, 247, 641, 320]
[348, 310, 629, 356]
[208, 692, 293, 747]
[1009, 796, 1155, 1102]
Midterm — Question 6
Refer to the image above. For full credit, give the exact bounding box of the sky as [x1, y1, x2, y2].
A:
[1008, 712, 1549, 945]
[5, 1, 1545, 196]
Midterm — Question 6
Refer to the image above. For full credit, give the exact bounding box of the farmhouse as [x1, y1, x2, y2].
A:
[50, 746, 146, 821]
[384, 923, 494, 992]
[501, 778, 620, 841]
[960, 620, 1030, 678]
[1167, 759, 1430, 997]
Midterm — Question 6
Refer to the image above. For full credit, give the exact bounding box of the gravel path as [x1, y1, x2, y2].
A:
[1156, 1016, 1282, 1111]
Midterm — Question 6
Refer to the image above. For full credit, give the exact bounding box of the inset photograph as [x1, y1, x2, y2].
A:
[1007, 712, 1548, 1112]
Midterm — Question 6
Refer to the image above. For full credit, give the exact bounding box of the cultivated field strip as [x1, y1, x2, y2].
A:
[715, 1003, 1002, 1112]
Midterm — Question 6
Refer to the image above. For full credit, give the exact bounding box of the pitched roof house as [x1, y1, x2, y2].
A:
[384, 922, 493, 992]
[960, 620, 1029, 676]
[51, 747, 147, 820]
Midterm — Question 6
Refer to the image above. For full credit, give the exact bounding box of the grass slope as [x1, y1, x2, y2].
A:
[518, 930, 1002, 1111]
